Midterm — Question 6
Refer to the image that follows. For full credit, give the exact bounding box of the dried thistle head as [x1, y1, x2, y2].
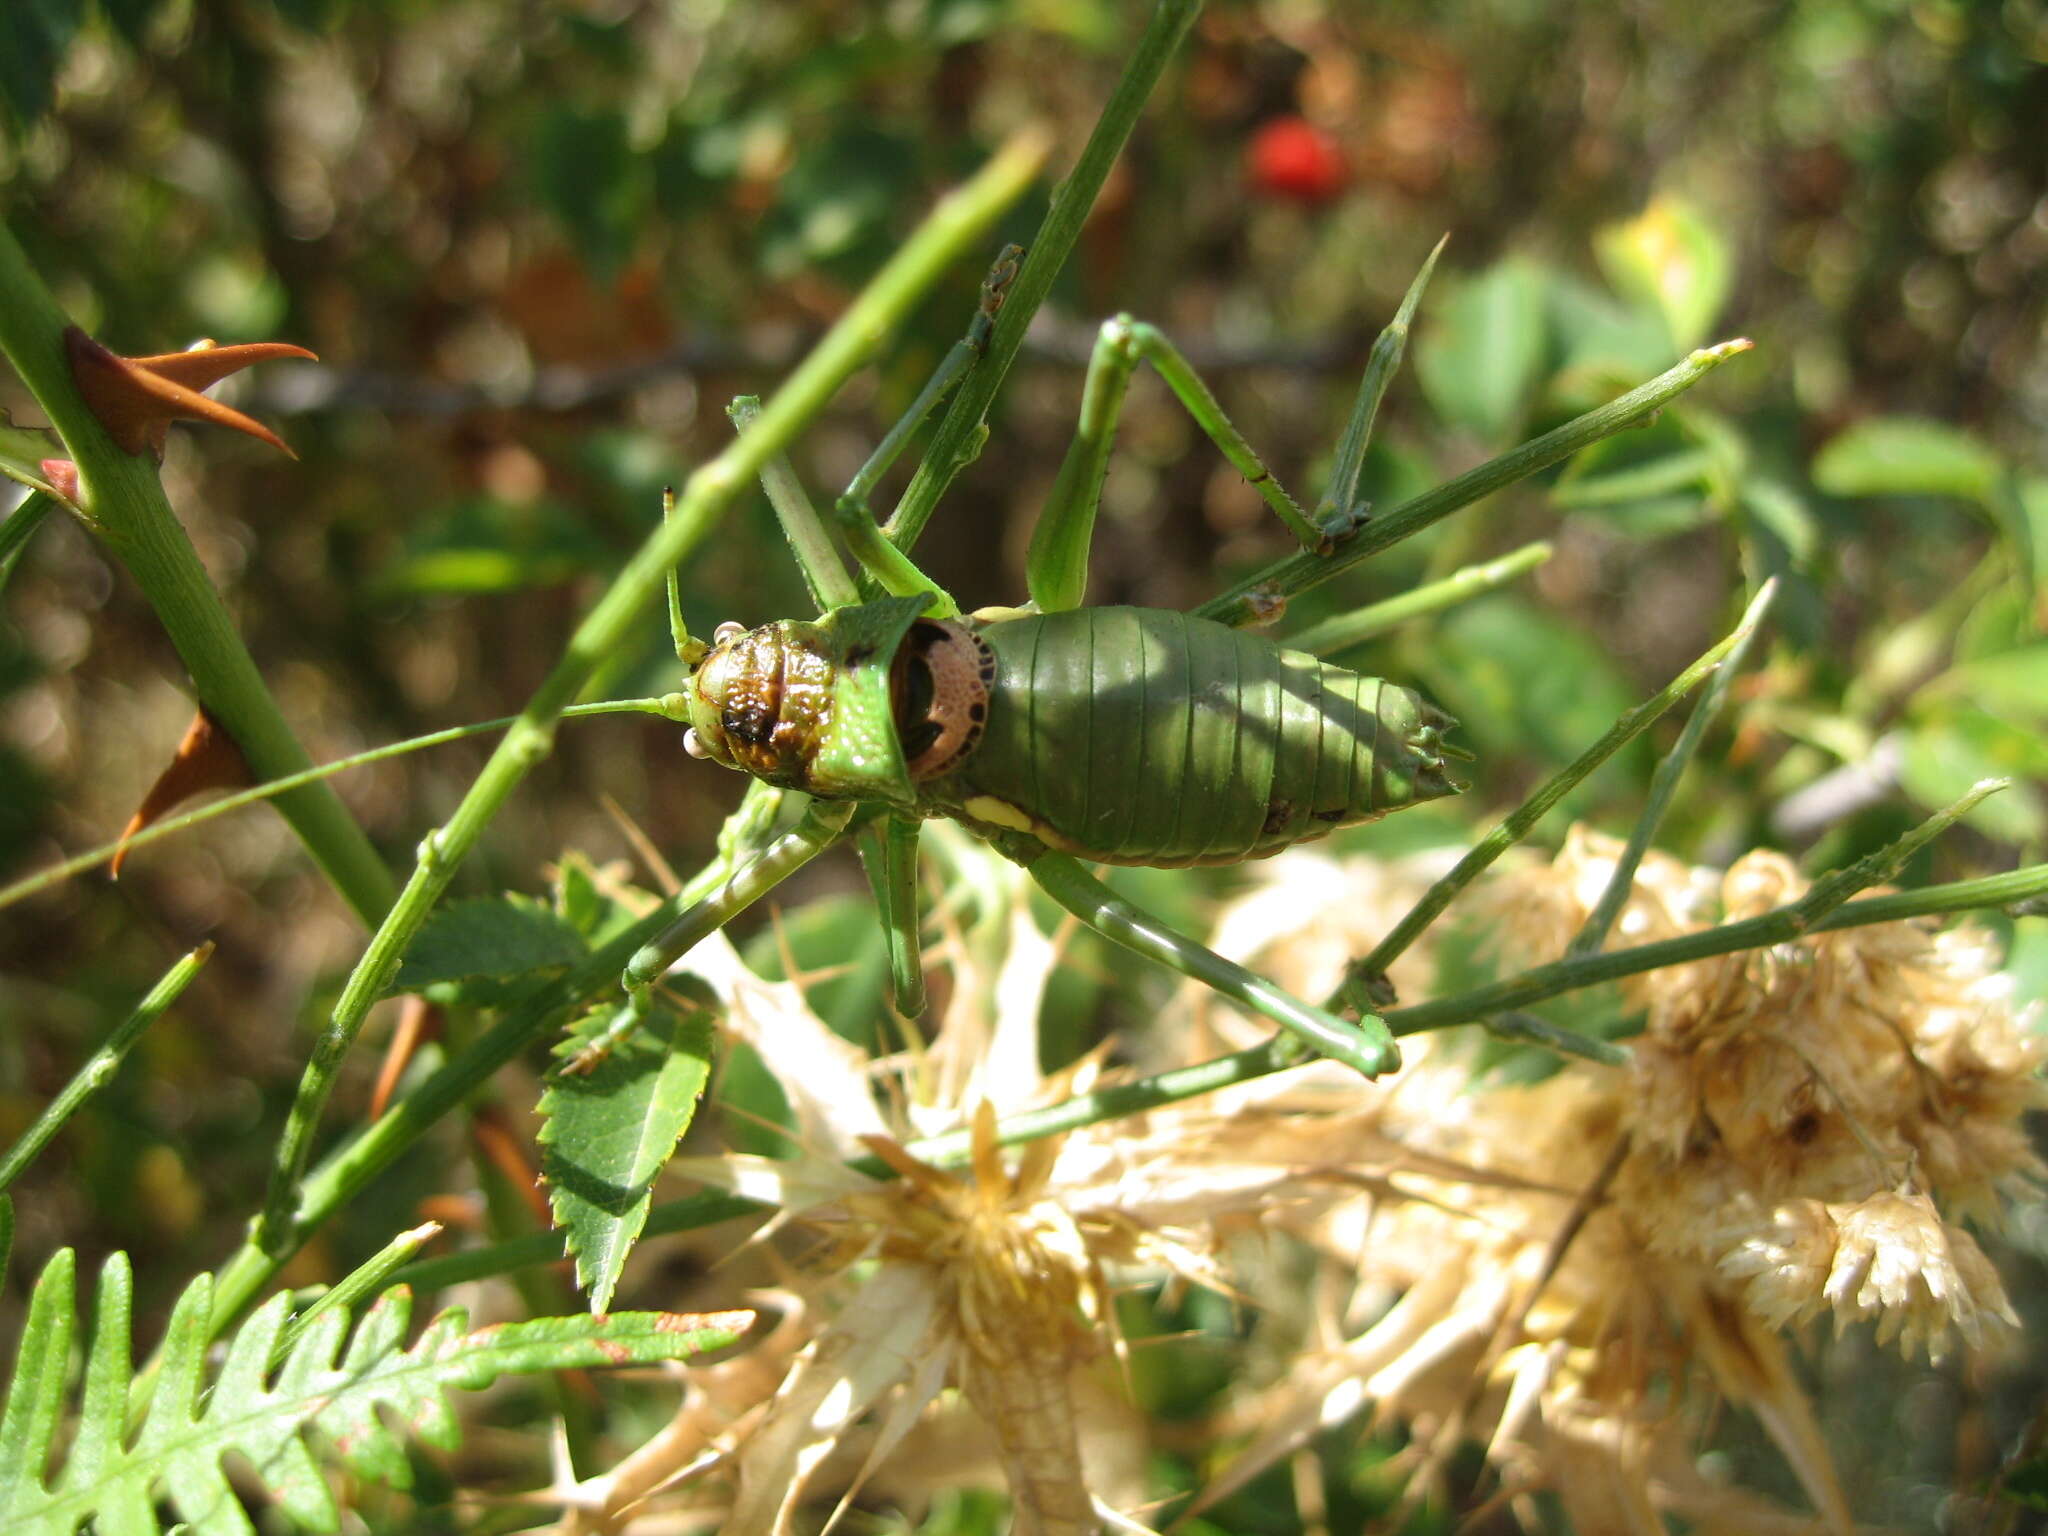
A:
[1187, 833, 2041, 1531]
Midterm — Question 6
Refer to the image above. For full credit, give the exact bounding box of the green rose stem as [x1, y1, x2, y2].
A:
[880, 0, 1203, 559]
[1196, 339, 1756, 629]
[251, 132, 1047, 1253]
[0, 224, 396, 927]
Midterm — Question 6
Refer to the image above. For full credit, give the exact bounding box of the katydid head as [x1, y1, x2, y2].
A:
[680, 595, 935, 807]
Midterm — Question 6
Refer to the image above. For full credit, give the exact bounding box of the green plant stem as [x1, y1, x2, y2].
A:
[1568, 579, 1777, 955]
[1789, 778, 2006, 929]
[0, 944, 213, 1193]
[884, 0, 1203, 556]
[0, 699, 675, 913]
[1287, 541, 1553, 656]
[1314, 234, 1445, 532]
[0, 488, 55, 590]
[272, 1222, 441, 1365]
[206, 875, 712, 1332]
[1354, 589, 1772, 987]
[389, 856, 2048, 1292]
[1196, 340, 1755, 629]
[1482, 1011, 1630, 1066]
[1386, 864, 2048, 1035]
[726, 395, 859, 612]
[0, 223, 396, 926]
[199, 780, 790, 1339]
[253, 134, 1046, 1252]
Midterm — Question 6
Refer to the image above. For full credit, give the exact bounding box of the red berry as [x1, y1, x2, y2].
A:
[1245, 117, 1348, 204]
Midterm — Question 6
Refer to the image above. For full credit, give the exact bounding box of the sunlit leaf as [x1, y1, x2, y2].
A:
[1416, 258, 1549, 444]
[1594, 194, 1734, 351]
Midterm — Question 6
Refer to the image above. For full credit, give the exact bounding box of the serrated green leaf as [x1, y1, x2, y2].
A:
[540, 988, 718, 1312]
[1594, 194, 1733, 352]
[390, 895, 587, 996]
[1416, 257, 1550, 444]
[0, 1249, 747, 1534]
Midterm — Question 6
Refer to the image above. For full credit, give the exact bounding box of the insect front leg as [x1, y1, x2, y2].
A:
[833, 244, 1024, 611]
[856, 812, 929, 1017]
[1003, 840, 1401, 1078]
[564, 799, 863, 1075]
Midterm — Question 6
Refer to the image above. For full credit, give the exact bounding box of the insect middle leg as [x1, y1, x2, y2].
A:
[1025, 317, 1335, 614]
[856, 812, 929, 1017]
[569, 799, 865, 1074]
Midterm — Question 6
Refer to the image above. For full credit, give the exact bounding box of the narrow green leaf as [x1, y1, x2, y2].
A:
[540, 985, 718, 1312]
[1813, 416, 2003, 505]
[0, 1247, 73, 1509]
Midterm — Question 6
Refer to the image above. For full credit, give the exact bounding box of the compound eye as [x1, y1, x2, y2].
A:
[713, 621, 747, 644]
[682, 727, 710, 760]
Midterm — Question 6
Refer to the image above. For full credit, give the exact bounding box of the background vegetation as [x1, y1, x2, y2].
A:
[2, 0, 2044, 1530]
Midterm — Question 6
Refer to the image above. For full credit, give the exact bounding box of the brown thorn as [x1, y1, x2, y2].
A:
[368, 996, 441, 1121]
[111, 706, 254, 879]
[65, 327, 315, 459]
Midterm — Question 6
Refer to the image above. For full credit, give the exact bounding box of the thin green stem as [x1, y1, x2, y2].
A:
[1788, 779, 2006, 930]
[0, 944, 213, 1193]
[1351, 591, 1772, 992]
[726, 396, 859, 612]
[885, 0, 1203, 555]
[387, 855, 2048, 1292]
[1387, 863, 2048, 1035]
[0, 488, 55, 591]
[1482, 1011, 1631, 1067]
[1197, 340, 1755, 629]
[254, 134, 1045, 1251]
[272, 1220, 441, 1365]
[1568, 580, 1777, 955]
[1315, 234, 1446, 535]
[1286, 541, 1553, 656]
[0, 699, 675, 914]
[200, 778, 787, 1337]
[0, 222, 396, 926]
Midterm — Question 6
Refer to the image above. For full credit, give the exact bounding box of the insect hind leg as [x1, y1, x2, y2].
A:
[1007, 840, 1400, 1078]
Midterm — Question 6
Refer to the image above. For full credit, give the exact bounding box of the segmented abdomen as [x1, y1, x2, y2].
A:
[924, 607, 1458, 866]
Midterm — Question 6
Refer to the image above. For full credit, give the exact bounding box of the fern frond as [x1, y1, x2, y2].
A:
[0, 1248, 749, 1535]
